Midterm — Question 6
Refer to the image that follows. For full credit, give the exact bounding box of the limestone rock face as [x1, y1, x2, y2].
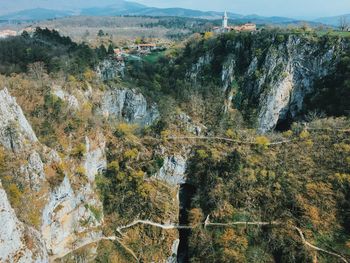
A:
[101, 88, 159, 126]
[188, 53, 213, 85]
[0, 181, 48, 262]
[0, 88, 106, 261]
[20, 151, 46, 191]
[155, 155, 187, 186]
[84, 135, 107, 182]
[41, 176, 103, 259]
[0, 88, 38, 151]
[220, 35, 346, 132]
[177, 112, 207, 136]
[96, 59, 125, 81]
[166, 239, 180, 263]
[52, 86, 79, 110]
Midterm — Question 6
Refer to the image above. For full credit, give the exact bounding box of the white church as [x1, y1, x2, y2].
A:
[214, 11, 257, 33]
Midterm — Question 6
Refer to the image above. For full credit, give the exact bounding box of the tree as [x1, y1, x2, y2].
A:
[107, 44, 114, 55]
[27, 62, 47, 81]
[98, 29, 105, 37]
[204, 31, 214, 40]
[339, 16, 349, 31]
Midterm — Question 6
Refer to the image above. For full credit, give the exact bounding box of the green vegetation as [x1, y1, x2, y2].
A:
[305, 54, 350, 116]
[0, 27, 108, 76]
[143, 51, 166, 63]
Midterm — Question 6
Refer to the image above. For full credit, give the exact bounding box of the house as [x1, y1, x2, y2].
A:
[233, 23, 257, 32]
[137, 43, 157, 52]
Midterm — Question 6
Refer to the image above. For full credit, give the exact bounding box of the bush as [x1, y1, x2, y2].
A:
[196, 149, 209, 159]
[76, 166, 86, 177]
[255, 136, 270, 149]
[115, 123, 137, 138]
[45, 163, 66, 189]
[299, 130, 310, 139]
[7, 183, 22, 207]
[71, 143, 87, 158]
[86, 204, 103, 222]
[124, 148, 139, 160]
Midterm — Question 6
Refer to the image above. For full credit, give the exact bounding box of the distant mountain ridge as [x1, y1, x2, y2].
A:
[0, 8, 75, 21]
[0, 0, 346, 26]
[314, 14, 350, 26]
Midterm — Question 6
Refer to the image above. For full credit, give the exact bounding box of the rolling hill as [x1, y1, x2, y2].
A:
[314, 14, 350, 26]
[0, 0, 343, 27]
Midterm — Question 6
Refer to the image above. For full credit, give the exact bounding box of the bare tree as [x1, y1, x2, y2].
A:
[339, 16, 349, 31]
[28, 61, 47, 80]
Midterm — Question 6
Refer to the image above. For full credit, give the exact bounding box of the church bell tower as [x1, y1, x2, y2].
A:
[222, 11, 228, 28]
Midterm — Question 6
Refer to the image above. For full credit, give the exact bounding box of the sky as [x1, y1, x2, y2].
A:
[0, 0, 349, 18]
[133, 0, 350, 19]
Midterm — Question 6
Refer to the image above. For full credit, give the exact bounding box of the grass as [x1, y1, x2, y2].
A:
[316, 30, 350, 37]
[143, 51, 166, 63]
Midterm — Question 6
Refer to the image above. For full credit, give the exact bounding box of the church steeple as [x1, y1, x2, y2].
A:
[222, 11, 228, 28]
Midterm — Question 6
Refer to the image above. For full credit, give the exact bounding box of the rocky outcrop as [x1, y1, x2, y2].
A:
[96, 58, 125, 81]
[41, 176, 103, 258]
[0, 88, 106, 261]
[187, 53, 213, 85]
[84, 135, 107, 182]
[20, 151, 46, 191]
[52, 86, 79, 110]
[222, 35, 346, 132]
[167, 239, 180, 263]
[176, 112, 207, 136]
[0, 88, 38, 151]
[187, 34, 346, 132]
[101, 87, 159, 126]
[0, 180, 48, 262]
[155, 155, 187, 186]
[41, 134, 106, 259]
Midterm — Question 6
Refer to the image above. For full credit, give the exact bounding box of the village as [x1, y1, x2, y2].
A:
[213, 11, 257, 33]
[111, 12, 257, 62]
[0, 13, 258, 61]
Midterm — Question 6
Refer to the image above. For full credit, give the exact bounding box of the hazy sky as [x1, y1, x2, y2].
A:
[133, 0, 350, 19]
[0, 0, 350, 18]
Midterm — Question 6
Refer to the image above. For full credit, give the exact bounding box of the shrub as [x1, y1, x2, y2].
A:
[188, 208, 204, 226]
[86, 204, 103, 222]
[71, 143, 87, 158]
[28, 210, 41, 228]
[225, 129, 236, 139]
[115, 123, 137, 138]
[197, 149, 209, 159]
[76, 166, 86, 177]
[124, 148, 139, 160]
[255, 136, 270, 149]
[7, 183, 22, 207]
[283, 130, 293, 137]
[107, 161, 119, 173]
[45, 163, 66, 189]
[299, 130, 310, 139]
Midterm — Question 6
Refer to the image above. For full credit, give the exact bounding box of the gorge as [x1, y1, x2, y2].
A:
[0, 27, 349, 262]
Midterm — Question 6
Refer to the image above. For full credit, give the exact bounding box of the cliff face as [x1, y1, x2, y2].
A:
[155, 155, 187, 186]
[96, 59, 125, 81]
[0, 181, 48, 262]
[101, 87, 160, 126]
[187, 33, 347, 132]
[0, 88, 106, 262]
[0, 88, 38, 152]
[0, 85, 172, 262]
